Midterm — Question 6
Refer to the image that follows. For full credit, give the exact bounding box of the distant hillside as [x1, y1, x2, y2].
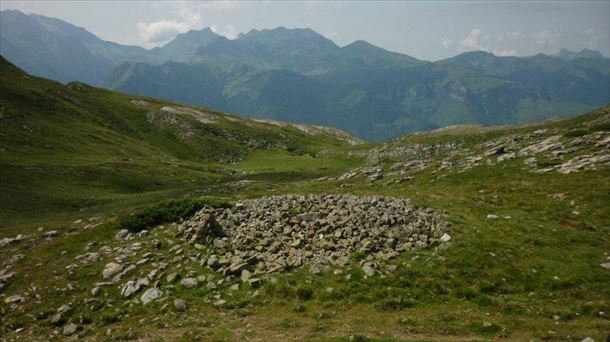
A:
[0, 55, 359, 166]
[1, 9, 608, 140]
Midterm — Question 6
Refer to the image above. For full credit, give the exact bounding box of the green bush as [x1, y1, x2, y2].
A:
[296, 286, 314, 301]
[117, 197, 232, 232]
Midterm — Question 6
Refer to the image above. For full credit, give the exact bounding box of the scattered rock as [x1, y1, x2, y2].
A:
[180, 278, 199, 289]
[102, 262, 123, 280]
[42, 230, 58, 239]
[115, 229, 130, 240]
[174, 299, 187, 311]
[62, 323, 79, 336]
[140, 287, 162, 305]
[121, 278, 149, 298]
[361, 262, 376, 277]
[4, 294, 25, 305]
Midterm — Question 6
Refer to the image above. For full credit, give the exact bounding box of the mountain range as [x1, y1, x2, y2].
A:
[1, 9, 609, 140]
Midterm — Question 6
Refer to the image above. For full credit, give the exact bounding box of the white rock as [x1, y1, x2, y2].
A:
[102, 262, 123, 280]
[174, 299, 187, 311]
[180, 278, 199, 289]
[4, 295, 25, 304]
[140, 287, 162, 305]
[440, 233, 451, 242]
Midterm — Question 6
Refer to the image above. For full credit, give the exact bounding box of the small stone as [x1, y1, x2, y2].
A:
[102, 262, 123, 280]
[600, 263, 610, 270]
[115, 229, 129, 240]
[180, 278, 199, 289]
[213, 299, 226, 306]
[43, 230, 58, 238]
[50, 313, 64, 325]
[174, 299, 187, 311]
[166, 272, 180, 283]
[91, 287, 101, 296]
[249, 278, 262, 288]
[486, 214, 498, 219]
[240, 270, 252, 282]
[386, 264, 398, 273]
[140, 287, 162, 305]
[440, 233, 451, 242]
[309, 266, 321, 275]
[580, 338, 594, 342]
[362, 263, 375, 277]
[4, 295, 25, 304]
[63, 323, 79, 336]
[121, 281, 142, 298]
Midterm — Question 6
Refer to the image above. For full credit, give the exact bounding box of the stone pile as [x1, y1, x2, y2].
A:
[177, 194, 451, 275]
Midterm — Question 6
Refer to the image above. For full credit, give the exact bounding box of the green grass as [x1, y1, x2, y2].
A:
[1, 57, 609, 341]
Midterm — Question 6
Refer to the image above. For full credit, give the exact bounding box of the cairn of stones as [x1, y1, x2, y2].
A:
[177, 194, 451, 276]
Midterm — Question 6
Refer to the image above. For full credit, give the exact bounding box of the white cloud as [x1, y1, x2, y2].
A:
[495, 49, 517, 57]
[441, 38, 452, 50]
[579, 27, 607, 50]
[533, 30, 560, 47]
[210, 24, 240, 40]
[459, 28, 490, 51]
[581, 28, 599, 36]
[324, 31, 339, 39]
[138, 9, 203, 44]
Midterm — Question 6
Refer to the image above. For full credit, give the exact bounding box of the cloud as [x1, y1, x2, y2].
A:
[579, 27, 607, 50]
[138, 9, 203, 44]
[457, 29, 520, 56]
[441, 38, 452, 50]
[495, 49, 517, 57]
[533, 30, 560, 47]
[460, 28, 490, 51]
[581, 28, 599, 36]
[210, 24, 240, 40]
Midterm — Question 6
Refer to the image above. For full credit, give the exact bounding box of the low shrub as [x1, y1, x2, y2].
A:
[117, 197, 232, 232]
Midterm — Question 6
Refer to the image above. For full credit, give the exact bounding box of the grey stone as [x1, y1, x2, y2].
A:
[174, 299, 187, 311]
[180, 278, 198, 288]
[102, 262, 123, 280]
[4, 295, 24, 304]
[140, 287, 162, 305]
[115, 229, 129, 240]
[63, 323, 79, 336]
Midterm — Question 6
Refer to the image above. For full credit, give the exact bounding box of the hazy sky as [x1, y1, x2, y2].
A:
[1, 1, 609, 61]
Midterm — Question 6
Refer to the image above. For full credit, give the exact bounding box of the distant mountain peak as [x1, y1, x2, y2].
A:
[161, 27, 219, 47]
[344, 40, 374, 48]
[556, 48, 604, 60]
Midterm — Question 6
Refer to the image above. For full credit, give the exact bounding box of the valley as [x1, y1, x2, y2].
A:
[2, 9, 609, 141]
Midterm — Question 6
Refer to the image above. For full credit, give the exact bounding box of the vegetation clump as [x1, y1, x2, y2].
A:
[117, 197, 232, 232]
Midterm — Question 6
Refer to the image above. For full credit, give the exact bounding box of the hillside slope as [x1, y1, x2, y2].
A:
[0, 56, 361, 227]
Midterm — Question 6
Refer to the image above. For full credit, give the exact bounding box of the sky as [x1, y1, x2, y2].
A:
[1, 1, 609, 61]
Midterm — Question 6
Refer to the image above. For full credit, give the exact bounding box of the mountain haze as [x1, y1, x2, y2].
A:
[1, 10, 608, 140]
